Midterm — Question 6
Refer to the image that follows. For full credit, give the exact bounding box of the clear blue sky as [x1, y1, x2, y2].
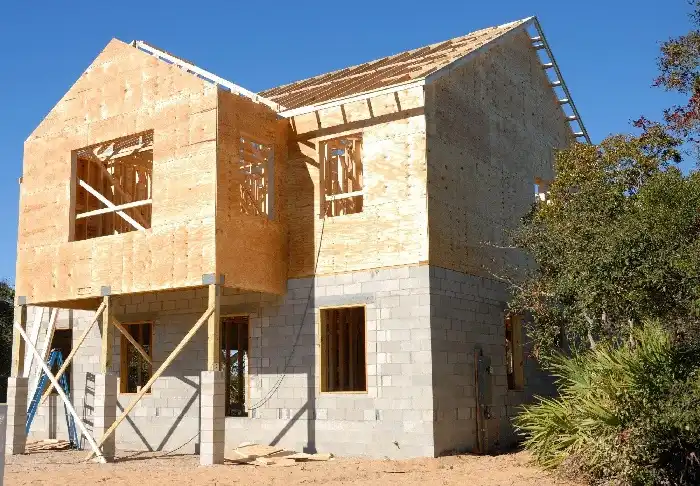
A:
[0, 0, 692, 283]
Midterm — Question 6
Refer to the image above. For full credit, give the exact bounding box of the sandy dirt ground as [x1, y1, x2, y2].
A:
[4, 448, 581, 486]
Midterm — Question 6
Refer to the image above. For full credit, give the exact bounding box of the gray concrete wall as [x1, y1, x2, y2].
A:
[228, 264, 435, 458]
[430, 267, 555, 455]
[24, 264, 436, 458]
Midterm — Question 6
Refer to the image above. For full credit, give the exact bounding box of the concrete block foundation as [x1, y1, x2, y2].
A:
[6, 377, 28, 455]
[200, 371, 225, 465]
[21, 264, 555, 459]
[93, 373, 117, 460]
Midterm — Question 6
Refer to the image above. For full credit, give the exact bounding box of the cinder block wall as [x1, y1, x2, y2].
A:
[429, 267, 554, 455]
[25, 263, 436, 458]
[229, 264, 435, 458]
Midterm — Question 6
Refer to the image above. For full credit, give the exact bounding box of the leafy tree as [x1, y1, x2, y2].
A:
[656, 0, 700, 141]
[505, 126, 700, 357]
[503, 1, 700, 358]
[0, 280, 14, 402]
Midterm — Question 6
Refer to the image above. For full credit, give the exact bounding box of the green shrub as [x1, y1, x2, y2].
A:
[515, 324, 700, 485]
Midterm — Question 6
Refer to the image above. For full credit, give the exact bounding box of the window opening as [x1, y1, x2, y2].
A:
[239, 136, 274, 219]
[120, 322, 153, 393]
[72, 130, 153, 241]
[321, 307, 366, 392]
[220, 316, 249, 416]
[320, 135, 363, 217]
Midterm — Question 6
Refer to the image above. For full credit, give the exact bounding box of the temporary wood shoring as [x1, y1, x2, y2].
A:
[13, 317, 106, 463]
[86, 303, 216, 461]
[23, 307, 44, 378]
[41, 301, 106, 402]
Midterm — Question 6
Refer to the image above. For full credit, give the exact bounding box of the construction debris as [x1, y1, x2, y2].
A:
[230, 443, 333, 466]
[25, 439, 72, 453]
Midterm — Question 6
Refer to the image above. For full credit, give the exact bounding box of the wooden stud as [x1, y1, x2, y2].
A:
[348, 310, 355, 391]
[11, 304, 27, 377]
[207, 284, 221, 371]
[85, 304, 215, 461]
[338, 308, 346, 390]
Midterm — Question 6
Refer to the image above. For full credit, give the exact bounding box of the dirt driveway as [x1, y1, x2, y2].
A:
[5, 449, 580, 486]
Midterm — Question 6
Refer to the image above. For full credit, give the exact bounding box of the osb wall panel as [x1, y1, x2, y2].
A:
[286, 86, 428, 277]
[425, 31, 573, 276]
[216, 91, 288, 294]
[17, 39, 218, 304]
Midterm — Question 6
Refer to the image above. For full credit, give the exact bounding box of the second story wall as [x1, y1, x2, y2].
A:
[16, 39, 219, 305]
[425, 30, 572, 277]
[216, 91, 288, 294]
[286, 86, 428, 277]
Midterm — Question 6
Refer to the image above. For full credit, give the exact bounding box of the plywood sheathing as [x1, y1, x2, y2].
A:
[17, 39, 218, 303]
[425, 31, 573, 276]
[259, 20, 527, 110]
[286, 86, 428, 277]
[216, 91, 288, 295]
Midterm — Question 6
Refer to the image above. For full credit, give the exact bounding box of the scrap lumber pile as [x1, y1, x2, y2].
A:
[230, 443, 333, 466]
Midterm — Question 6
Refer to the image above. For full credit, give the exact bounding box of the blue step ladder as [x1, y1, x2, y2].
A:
[26, 349, 80, 449]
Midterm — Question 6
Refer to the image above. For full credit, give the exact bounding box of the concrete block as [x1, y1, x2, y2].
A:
[6, 377, 28, 455]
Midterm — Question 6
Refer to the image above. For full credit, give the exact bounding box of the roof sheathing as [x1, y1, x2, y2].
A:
[129, 16, 589, 142]
[259, 19, 528, 110]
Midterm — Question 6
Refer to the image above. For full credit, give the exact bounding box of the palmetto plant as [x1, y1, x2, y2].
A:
[515, 324, 700, 485]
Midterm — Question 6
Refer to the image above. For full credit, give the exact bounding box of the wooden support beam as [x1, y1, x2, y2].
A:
[11, 304, 27, 377]
[85, 304, 215, 461]
[325, 190, 365, 201]
[101, 296, 113, 373]
[78, 179, 145, 231]
[111, 316, 152, 365]
[23, 307, 45, 378]
[41, 301, 106, 403]
[208, 284, 221, 371]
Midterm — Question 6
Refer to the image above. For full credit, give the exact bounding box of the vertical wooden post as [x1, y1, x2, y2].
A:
[101, 296, 113, 373]
[11, 304, 27, 377]
[513, 315, 524, 390]
[207, 283, 221, 371]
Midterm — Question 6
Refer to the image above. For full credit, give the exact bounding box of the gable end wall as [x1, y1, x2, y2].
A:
[425, 30, 570, 453]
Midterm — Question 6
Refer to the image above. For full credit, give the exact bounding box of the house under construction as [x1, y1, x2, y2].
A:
[8, 16, 586, 463]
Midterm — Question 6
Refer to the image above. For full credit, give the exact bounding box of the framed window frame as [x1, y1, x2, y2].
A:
[220, 314, 251, 417]
[119, 321, 154, 395]
[319, 304, 368, 394]
[238, 132, 275, 220]
[318, 132, 364, 219]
